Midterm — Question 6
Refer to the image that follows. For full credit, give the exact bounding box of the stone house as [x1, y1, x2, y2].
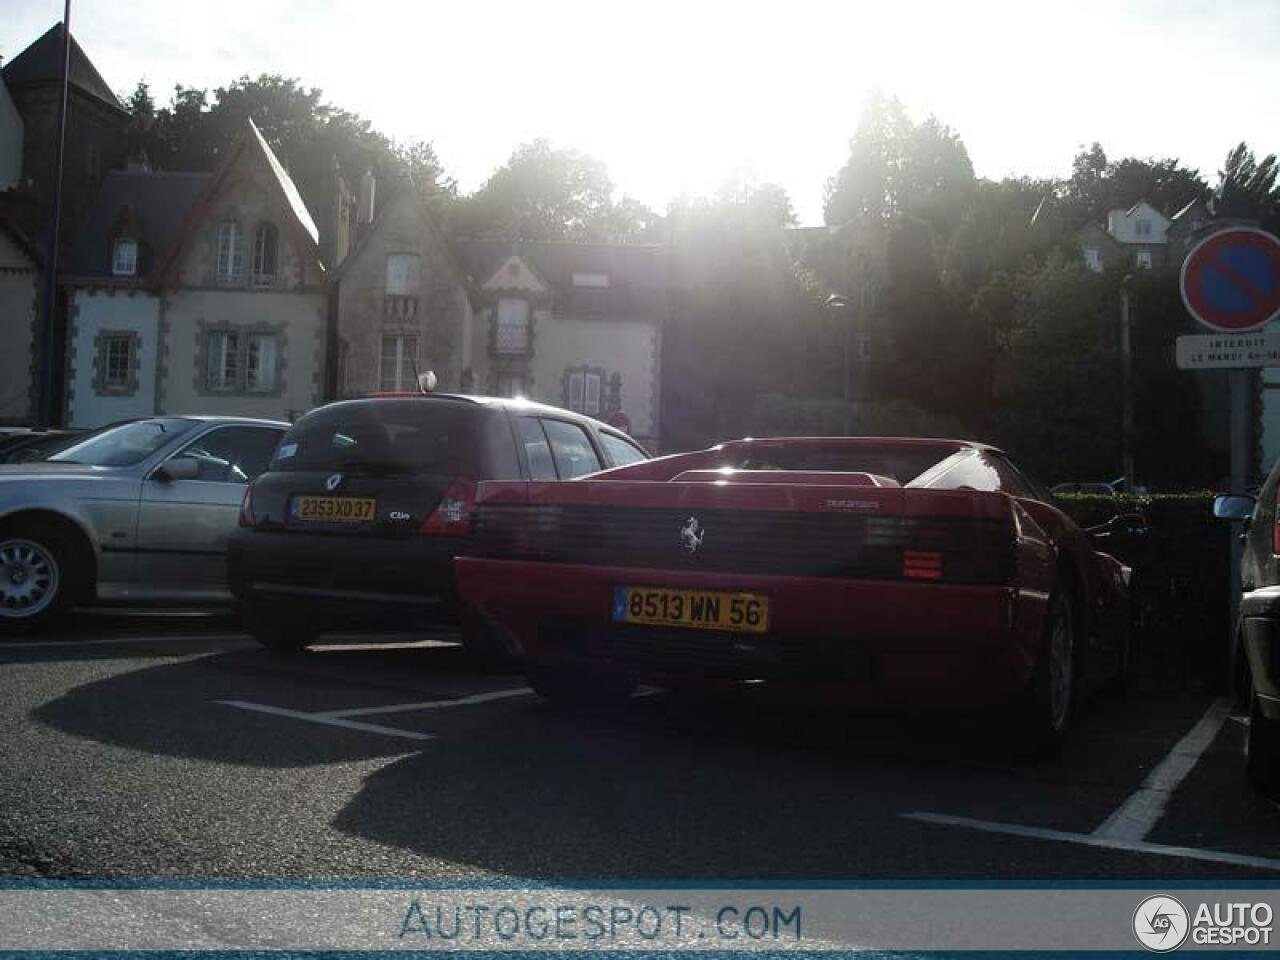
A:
[331, 191, 667, 450]
[0, 216, 39, 424]
[331, 188, 474, 398]
[63, 119, 328, 426]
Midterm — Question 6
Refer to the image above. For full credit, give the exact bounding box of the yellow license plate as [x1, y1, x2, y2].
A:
[293, 495, 376, 523]
[613, 587, 770, 633]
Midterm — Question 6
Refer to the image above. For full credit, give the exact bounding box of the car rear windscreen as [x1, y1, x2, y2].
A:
[735, 443, 963, 486]
[271, 400, 479, 476]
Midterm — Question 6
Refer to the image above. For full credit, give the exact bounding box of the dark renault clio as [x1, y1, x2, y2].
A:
[228, 394, 649, 656]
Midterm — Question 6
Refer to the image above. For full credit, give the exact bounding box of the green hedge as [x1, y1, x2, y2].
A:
[1054, 493, 1232, 691]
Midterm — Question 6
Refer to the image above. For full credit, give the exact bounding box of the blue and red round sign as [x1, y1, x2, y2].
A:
[1180, 227, 1280, 333]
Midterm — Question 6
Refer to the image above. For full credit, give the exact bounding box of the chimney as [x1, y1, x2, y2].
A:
[358, 169, 376, 227]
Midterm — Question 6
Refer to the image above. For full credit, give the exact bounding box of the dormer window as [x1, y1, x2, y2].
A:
[217, 220, 243, 284]
[112, 239, 138, 277]
[1135, 218, 1153, 237]
[252, 223, 279, 286]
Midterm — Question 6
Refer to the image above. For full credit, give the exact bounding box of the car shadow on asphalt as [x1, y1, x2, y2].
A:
[27, 643, 511, 767]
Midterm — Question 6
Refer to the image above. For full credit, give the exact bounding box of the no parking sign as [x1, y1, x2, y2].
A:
[1180, 227, 1280, 333]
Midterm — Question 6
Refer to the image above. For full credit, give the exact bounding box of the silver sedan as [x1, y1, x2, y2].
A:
[0, 416, 287, 628]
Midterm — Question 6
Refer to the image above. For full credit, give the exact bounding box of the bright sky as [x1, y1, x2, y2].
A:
[3, 0, 1279, 224]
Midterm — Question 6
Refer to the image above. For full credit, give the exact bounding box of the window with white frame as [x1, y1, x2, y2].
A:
[246, 334, 279, 391]
[1136, 250, 1153, 270]
[1083, 246, 1103, 273]
[102, 335, 133, 390]
[207, 330, 240, 390]
[380, 335, 419, 391]
[571, 272, 610, 288]
[566, 368, 603, 416]
[216, 221, 243, 284]
[385, 254, 422, 295]
[112, 239, 138, 277]
[252, 223, 278, 285]
[1135, 218, 1153, 237]
[495, 297, 530, 354]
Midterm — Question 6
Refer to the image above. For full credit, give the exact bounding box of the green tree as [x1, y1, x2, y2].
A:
[450, 139, 650, 242]
[1215, 142, 1279, 226]
[824, 91, 975, 233]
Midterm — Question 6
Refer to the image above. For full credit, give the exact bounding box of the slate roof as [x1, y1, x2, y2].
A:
[458, 239, 668, 318]
[67, 170, 211, 280]
[2, 23, 124, 113]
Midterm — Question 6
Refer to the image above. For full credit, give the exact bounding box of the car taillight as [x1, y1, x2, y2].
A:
[238, 486, 256, 528]
[903, 550, 943, 580]
[420, 477, 477, 537]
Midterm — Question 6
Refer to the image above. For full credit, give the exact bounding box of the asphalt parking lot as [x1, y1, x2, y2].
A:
[0, 612, 1277, 882]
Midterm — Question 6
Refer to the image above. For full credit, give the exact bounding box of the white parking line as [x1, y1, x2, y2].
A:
[320, 687, 533, 718]
[0, 634, 248, 651]
[903, 811, 1280, 872]
[1092, 698, 1232, 841]
[214, 687, 535, 740]
[902, 697, 1268, 870]
[214, 700, 434, 741]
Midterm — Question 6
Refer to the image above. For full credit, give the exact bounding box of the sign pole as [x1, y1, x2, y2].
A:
[1176, 225, 1280, 689]
[1120, 277, 1135, 491]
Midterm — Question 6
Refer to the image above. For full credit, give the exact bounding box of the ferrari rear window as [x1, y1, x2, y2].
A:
[733, 443, 963, 486]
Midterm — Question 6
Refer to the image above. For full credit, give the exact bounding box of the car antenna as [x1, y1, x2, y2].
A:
[407, 349, 436, 395]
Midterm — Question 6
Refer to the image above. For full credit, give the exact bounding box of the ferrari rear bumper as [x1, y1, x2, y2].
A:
[455, 558, 1047, 706]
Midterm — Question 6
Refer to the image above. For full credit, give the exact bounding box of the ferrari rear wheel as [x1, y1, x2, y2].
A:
[527, 662, 637, 710]
[1010, 587, 1076, 758]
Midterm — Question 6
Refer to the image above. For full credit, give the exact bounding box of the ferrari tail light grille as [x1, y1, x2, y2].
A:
[472, 505, 1014, 584]
[902, 550, 943, 579]
[421, 477, 477, 537]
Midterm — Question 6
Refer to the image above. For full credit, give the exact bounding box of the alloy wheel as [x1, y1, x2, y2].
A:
[0, 538, 60, 619]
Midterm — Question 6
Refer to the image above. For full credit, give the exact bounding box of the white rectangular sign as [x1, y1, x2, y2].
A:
[1176, 331, 1280, 369]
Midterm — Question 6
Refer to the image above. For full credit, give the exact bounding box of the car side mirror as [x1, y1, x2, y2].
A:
[1213, 494, 1256, 522]
[153, 458, 201, 483]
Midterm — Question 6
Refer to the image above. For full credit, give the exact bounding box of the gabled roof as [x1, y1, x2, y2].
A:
[1121, 199, 1169, 222]
[67, 170, 210, 280]
[0, 213, 41, 267]
[155, 118, 324, 282]
[2, 23, 125, 114]
[249, 120, 319, 246]
[331, 186, 468, 288]
[1171, 197, 1206, 222]
[457, 239, 668, 318]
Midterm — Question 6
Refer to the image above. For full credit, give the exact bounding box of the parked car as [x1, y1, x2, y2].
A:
[0, 416, 288, 628]
[227, 394, 650, 657]
[456, 437, 1136, 753]
[0, 429, 83, 465]
[1214, 487, 1280, 792]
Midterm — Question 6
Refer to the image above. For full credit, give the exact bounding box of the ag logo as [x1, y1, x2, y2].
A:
[1133, 895, 1190, 952]
[325, 474, 343, 492]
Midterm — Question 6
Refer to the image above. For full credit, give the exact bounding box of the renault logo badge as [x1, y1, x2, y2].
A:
[326, 474, 343, 492]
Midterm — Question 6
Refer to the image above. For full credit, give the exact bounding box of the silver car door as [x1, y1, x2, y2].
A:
[135, 425, 284, 593]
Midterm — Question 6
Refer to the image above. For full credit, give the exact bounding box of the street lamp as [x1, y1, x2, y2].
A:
[1120, 274, 1135, 492]
[825, 293, 853, 436]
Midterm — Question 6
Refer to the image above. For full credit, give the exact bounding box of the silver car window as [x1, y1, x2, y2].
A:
[49, 418, 196, 467]
[171, 427, 285, 484]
